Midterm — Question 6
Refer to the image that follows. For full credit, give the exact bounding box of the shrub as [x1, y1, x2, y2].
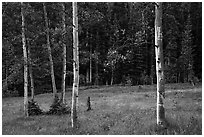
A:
[28, 99, 43, 116]
[47, 95, 71, 115]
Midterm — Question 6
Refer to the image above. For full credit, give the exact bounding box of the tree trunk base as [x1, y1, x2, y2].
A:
[87, 96, 92, 111]
[157, 105, 165, 126]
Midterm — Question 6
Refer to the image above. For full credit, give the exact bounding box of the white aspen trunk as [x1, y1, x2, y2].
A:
[61, 3, 66, 103]
[28, 41, 35, 100]
[71, 2, 79, 128]
[43, 3, 57, 98]
[21, 2, 28, 117]
[155, 2, 165, 125]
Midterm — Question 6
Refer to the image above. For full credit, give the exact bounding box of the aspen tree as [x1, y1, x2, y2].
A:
[43, 3, 57, 98]
[28, 41, 35, 100]
[21, 2, 28, 117]
[71, 2, 79, 128]
[155, 2, 165, 125]
[61, 3, 66, 103]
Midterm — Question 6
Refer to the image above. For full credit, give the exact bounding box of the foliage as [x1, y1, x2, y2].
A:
[28, 99, 43, 116]
[47, 95, 71, 115]
[2, 2, 202, 96]
[179, 14, 194, 83]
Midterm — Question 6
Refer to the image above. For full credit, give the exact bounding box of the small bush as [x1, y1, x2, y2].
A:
[47, 95, 71, 115]
[28, 99, 43, 116]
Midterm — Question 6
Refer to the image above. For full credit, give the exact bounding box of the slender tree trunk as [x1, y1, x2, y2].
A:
[28, 41, 35, 100]
[89, 36, 92, 85]
[95, 58, 99, 85]
[5, 62, 8, 93]
[150, 38, 155, 85]
[43, 3, 57, 98]
[111, 66, 114, 85]
[86, 68, 89, 84]
[86, 31, 89, 84]
[150, 43, 154, 85]
[155, 2, 165, 125]
[61, 3, 66, 103]
[106, 80, 108, 86]
[95, 32, 99, 86]
[71, 2, 79, 129]
[21, 2, 28, 117]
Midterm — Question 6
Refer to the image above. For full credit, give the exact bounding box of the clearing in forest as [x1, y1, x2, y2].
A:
[2, 83, 202, 135]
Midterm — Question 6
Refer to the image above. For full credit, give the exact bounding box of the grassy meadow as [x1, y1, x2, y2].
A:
[2, 83, 202, 135]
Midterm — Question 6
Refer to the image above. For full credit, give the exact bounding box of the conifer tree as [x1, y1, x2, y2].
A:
[180, 15, 194, 83]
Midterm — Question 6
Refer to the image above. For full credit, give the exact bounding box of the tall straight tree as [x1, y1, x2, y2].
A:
[61, 3, 67, 103]
[28, 41, 35, 100]
[95, 32, 99, 86]
[71, 2, 79, 128]
[21, 2, 28, 117]
[181, 14, 194, 84]
[86, 30, 89, 84]
[89, 33, 92, 84]
[155, 2, 165, 125]
[43, 3, 57, 98]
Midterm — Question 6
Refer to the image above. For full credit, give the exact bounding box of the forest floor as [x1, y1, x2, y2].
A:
[2, 83, 202, 135]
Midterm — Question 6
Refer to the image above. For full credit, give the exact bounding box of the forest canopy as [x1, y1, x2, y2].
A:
[2, 2, 202, 97]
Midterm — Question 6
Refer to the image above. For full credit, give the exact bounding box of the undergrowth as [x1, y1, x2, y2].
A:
[28, 95, 71, 116]
[28, 99, 43, 116]
[146, 116, 202, 135]
[46, 95, 71, 115]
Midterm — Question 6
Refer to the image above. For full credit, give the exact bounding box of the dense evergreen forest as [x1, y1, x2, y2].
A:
[2, 2, 202, 97]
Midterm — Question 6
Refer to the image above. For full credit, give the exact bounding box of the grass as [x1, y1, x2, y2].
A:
[2, 83, 202, 135]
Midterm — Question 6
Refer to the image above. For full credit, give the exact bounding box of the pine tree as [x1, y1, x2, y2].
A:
[180, 14, 194, 83]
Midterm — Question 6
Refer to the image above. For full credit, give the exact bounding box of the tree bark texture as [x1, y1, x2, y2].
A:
[43, 3, 57, 98]
[28, 41, 35, 100]
[61, 3, 66, 103]
[155, 2, 165, 125]
[21, 2, 28, 117]
[71, 2, 79, 129]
